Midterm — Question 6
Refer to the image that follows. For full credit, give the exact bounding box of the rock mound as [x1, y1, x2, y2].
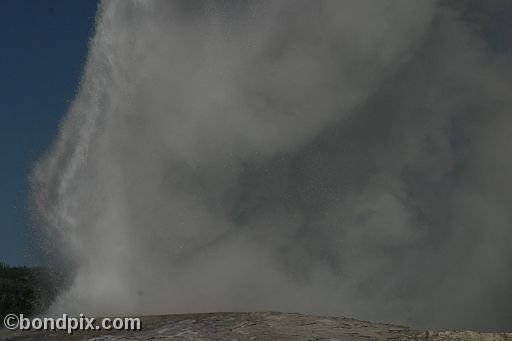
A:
[2, 312, 511, 340]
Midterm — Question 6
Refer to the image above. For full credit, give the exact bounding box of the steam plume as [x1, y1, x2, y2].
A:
[31, 0, 512, 331]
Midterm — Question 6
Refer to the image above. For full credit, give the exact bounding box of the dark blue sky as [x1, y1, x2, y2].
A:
[0, 0, 98, 265]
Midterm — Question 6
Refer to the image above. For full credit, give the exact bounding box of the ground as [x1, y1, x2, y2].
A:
[1, 312, 511, 340]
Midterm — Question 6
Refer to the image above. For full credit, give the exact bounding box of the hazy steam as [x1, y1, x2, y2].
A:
[31, 0, 512, 331]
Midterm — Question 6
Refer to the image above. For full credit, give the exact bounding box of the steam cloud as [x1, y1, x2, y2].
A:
[31, 0, 512, 331]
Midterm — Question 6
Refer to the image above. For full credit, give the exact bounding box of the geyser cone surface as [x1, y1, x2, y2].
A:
[31, 0, 512, 331]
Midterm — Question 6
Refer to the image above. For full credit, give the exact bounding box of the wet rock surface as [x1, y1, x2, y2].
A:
[2, 312, 511, 340]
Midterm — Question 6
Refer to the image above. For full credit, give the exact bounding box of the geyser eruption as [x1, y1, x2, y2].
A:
[31, 0, 512, 331]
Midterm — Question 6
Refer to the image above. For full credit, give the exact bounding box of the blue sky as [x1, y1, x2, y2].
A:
[0, 0, 98, 265]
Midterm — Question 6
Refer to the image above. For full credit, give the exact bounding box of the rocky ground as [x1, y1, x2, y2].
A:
[1, 312, 511, 340]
